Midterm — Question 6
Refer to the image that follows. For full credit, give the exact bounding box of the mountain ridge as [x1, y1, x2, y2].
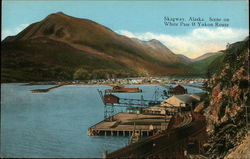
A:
[2, 12, 192, 82]
[190, 52, 225, 75]
[176, 54, 192, 63]
[192, 52, 221, 62]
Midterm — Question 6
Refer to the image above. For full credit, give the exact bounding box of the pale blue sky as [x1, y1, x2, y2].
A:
[2, 0, 249, 58]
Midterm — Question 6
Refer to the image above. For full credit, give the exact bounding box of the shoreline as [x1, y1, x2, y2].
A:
[1, 77, 207, 87]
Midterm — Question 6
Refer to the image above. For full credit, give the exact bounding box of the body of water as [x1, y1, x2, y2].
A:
[0, 84, 166, 158]
[1, 83, 203, 158]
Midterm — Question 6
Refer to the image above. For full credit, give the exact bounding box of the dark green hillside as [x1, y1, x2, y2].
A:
[207, 53, 226, 75]
[1, 38, 135, 82]
[190, 52, 225, 75]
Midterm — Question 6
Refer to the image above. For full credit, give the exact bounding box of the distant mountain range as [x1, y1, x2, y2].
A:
[1, 12, 227, 82]
[176, 54, 193, 63]
[192, 52, 221, 62]
[190, 52, 225, 75]
[177, 52, 222, 62]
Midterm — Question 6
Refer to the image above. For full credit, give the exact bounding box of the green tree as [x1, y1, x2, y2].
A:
[73, 68, 90, 80]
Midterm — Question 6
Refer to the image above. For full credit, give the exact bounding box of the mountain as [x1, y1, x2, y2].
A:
[176, 52, 227, 75]
[192, 52, 218, 62]
[131, 38, 182, 64]
[176, 54, 192, 63]
[190, 52, 225, 75]
[1, 12, 190, 82]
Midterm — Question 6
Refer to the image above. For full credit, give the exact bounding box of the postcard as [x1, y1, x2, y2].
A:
[1, 0, 249, 158]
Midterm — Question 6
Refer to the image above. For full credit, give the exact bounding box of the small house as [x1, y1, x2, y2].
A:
[168, 85, 187, 95]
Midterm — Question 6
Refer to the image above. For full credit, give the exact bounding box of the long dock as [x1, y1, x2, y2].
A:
[31, 85, 63, 93]
[88, 112, 172, 137]
[106, 112, 207, 159]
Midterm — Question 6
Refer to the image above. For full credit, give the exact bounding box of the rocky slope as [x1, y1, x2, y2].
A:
[1, 12, 190, 82]
[202, 37, 249, 158]
[224, 131, 250, 159]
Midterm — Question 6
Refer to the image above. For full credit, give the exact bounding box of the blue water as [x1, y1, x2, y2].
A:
[1, 83, 203, 158]
[0, 84, 165, 158]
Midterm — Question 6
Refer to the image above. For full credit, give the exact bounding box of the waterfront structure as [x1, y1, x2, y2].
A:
[161, 94, 199, 107]
[168, 85, 187, 95]
[88, 112, 172, 137]
[31, 85, 63, 93]
[143, 93, 205, 115]
[105, 85, 142, 93]
[161, 94, 201, 113]
[143, 105, 166, 115]
[98, 89, 162, 120]
[104, 94, 120, 104]
[106, 112, 207, 158]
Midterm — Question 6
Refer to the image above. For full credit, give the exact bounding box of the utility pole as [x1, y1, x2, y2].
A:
[245, 105, 249, 130]
[191, 103, 193, 112]
[165, 106, 167, 123]
[243, 91, 249, 130]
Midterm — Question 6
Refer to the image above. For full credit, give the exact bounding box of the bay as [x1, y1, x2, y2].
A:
[1, 84, 165, 158]
[0, 83, 203, 158]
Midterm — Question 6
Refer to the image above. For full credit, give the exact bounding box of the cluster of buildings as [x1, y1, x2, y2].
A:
[102, 84, 205, 116]
[72, 76, 207, 85]
[142, 85, 205, 115]
[89, 84, 205, 141]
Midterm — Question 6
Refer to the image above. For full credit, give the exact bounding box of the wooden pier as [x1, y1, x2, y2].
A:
[88, 112, 172, 137]
[106, 112, 207, 159]
[31, 85, 63, 93]
[105, 85, 142, 93]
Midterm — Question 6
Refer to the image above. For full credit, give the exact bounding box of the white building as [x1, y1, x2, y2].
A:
[143, 93, 205, 115]
[161, 94, 199, 107]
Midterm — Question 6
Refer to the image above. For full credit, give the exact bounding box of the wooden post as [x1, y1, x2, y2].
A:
[246, 106, 249, 129]
[199, 141, 201, 154]
[103, 151, 108, 159]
